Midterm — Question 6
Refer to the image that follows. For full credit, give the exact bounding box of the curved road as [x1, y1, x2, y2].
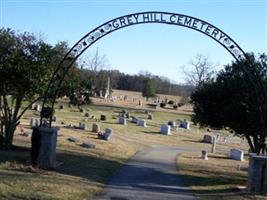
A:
[94, 146, 196, 200]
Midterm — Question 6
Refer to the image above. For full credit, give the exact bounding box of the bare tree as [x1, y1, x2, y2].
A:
[80, 48, 109, 71]
[182, 54, 217, 86]
[78, 48, 110, 96]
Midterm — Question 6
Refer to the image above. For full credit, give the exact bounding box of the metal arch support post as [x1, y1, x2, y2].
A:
[40, 11, 267, 126]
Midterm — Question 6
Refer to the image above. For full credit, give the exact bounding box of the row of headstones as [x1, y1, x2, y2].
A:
[167, 120, 190, 129]
[160, 120, 191, 135]
[201, 148, 244, 161]
[202, 134, 244, 161]
[66, 123, 112, 145]
[81, 123, 112, 141]
[118, 116, 147, 127]
[30, 117, 57, 128]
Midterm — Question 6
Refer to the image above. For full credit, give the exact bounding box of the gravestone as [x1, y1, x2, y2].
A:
[67, 137, 80, 143]
[104, 128, 112, 141]
[36, 105, 41, 112]
[52, 116, 57, 122]
[160, 124, 171, 135]
[137, 119, 146, 127]
[230, 149, 244, 161]
[34, 127, 57, 169]
[81, 141, 95, 149]
[100, 115, 107, 121]
[201, 150, 208, 160]
[30, 118, 40, 128]
[92, 123, 100, 133]
[131, 116, 139, 124]
[118, 117, 127, 125]
[211, 135, 216, 153]
[203, 135, 212, 143]
[148, 114, 153, 120]
[79, 122, 86, 130]
[31, 103, 36, 110]
[168, 121, 176, 128]
[247, 154, 267, 194]
[179, 120, 190, 129]
[121, 109, 127, 114]
[119, 113, 126, 118]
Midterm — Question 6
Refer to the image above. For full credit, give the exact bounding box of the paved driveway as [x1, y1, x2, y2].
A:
[94, 146, 196, 200]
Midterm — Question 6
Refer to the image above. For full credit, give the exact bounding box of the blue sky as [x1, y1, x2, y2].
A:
[1, 0, 266, 83]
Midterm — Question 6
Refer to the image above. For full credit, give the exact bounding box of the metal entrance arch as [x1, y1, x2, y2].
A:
[40, 11, 254, 125]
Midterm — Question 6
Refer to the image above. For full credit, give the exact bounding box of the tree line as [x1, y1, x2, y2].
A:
[63, 68, 195, 98]
[1, 27, 267, 156]
[0, 28, 192, 148]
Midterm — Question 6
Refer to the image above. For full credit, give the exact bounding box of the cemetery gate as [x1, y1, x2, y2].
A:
[39, 11, 266, 125]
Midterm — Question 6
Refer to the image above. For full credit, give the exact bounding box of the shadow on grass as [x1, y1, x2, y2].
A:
[0, 145, 30, 163]
[56, 150, 123, 184]
[182, 139, 203, 144]
[0, 146, 122, 185]
[142, 131, 162, 135]
[1, 145, 248, 199]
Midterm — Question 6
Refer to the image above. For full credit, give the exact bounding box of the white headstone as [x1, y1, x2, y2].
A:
[160, 124, 171, 135]
[168, 121, 176, 128]
[137, 119, 146, 127]
[31, 103, 36, 110]
[230, 149, 244, 161]
[36, 105, 41, 112]
[201, 150, 208, 160]
[30, 118, 40, 127]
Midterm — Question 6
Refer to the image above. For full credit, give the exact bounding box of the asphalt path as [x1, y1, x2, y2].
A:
[94, 146, 197, 200]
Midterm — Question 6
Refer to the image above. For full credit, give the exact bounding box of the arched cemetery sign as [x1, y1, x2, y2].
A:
[41, 11, 248, 125]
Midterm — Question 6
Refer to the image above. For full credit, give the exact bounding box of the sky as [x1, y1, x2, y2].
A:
[1, 0, 267, 83]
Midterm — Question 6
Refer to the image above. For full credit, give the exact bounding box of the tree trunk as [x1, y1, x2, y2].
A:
[245, 135, 255, 153]
[252, 135, 262, 155]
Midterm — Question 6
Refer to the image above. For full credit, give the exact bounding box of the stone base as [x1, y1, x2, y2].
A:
[247, 154, 267, 194]
[31, 127, 58, 169]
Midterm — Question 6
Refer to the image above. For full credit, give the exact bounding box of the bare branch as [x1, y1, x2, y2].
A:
[182, 54, 218, 86]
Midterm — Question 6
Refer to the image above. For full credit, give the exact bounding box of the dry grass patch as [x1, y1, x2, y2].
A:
[177, 153, 267, 200]
[0, 102, 252, 200]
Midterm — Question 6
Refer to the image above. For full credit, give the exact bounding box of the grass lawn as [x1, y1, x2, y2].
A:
[0, 101, 252, 200]
[177, 153, 267, 200]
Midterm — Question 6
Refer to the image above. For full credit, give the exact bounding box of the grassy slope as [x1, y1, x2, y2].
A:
[0, 103, 193, 200]
[177, 153, 267, 200]
[0, 101, 252, 200]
